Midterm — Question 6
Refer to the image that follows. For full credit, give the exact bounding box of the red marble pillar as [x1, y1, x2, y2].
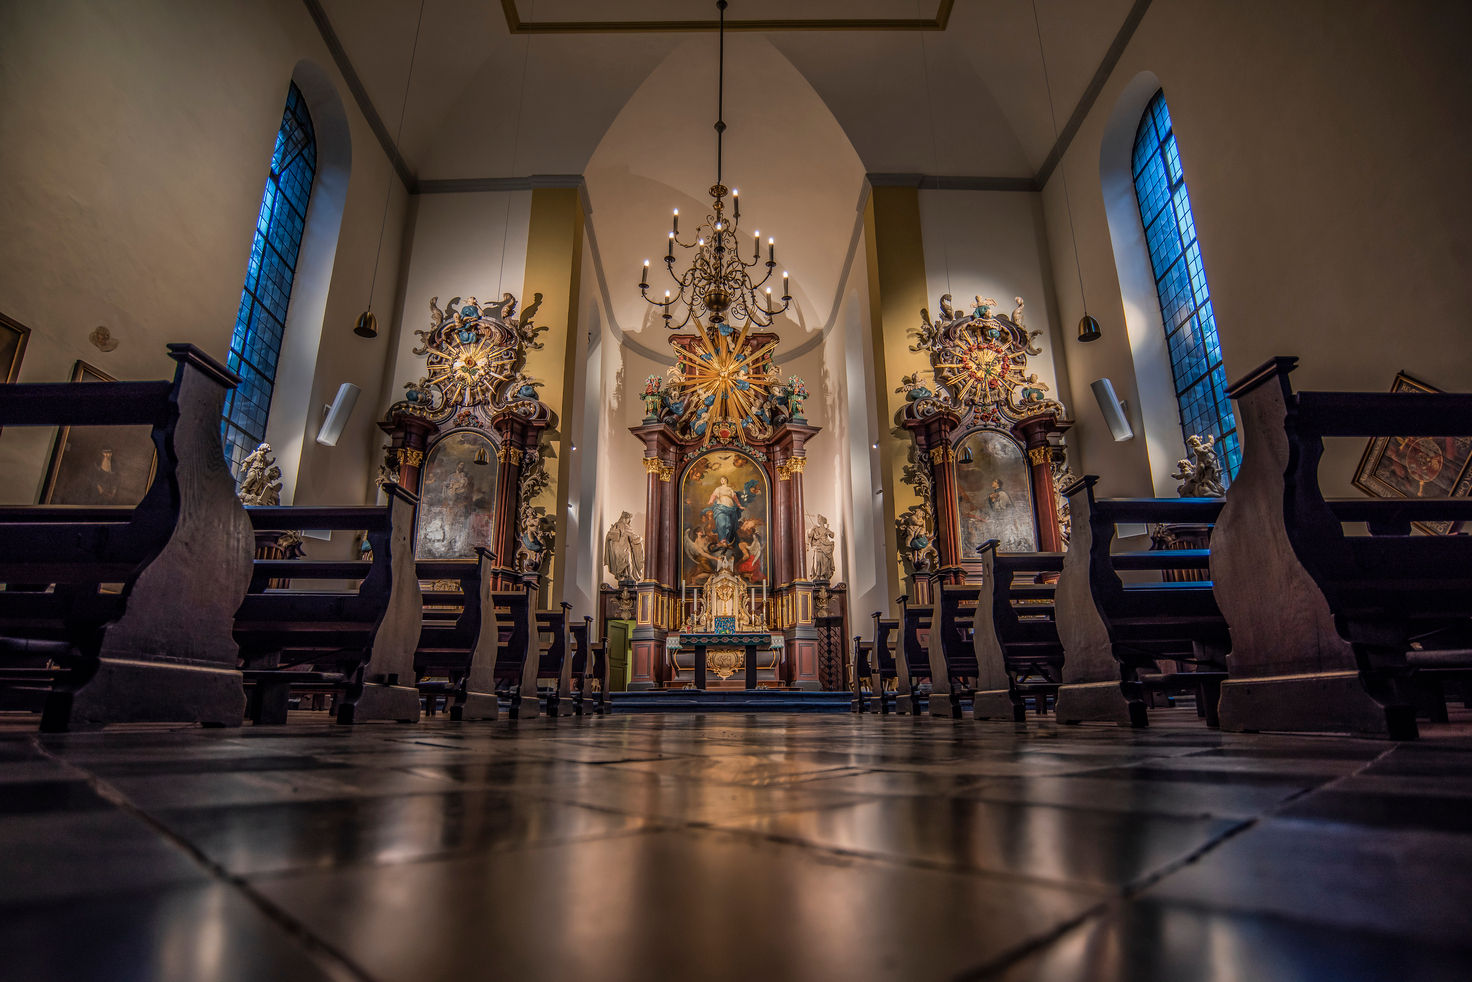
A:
[1012, 412, 1073, 554]
[378, 411, 437, 496]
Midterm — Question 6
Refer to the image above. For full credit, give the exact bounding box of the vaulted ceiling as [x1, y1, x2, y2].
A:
[313, 0, 1142, 185]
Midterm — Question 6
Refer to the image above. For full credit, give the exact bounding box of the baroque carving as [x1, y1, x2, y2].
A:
[397, 447, 424, 468]
[514, 438, 557, 577]
[901, 292, 1064, 431]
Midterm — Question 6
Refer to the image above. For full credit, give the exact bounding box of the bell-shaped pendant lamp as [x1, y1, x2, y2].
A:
[1077, 314, 1102, 343]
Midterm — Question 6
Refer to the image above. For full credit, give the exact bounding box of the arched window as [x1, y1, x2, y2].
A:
[223, 82, 317, 475]
[1131, 90, 1239, 478]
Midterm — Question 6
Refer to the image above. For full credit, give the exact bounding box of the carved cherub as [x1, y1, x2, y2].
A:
[1172, 435, 1226, 497]
[911, 307, 942, 352]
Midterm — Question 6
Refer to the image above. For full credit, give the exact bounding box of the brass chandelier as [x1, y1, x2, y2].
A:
[640, 0, 790, 332]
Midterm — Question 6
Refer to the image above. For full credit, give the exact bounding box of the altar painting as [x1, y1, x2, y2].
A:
[415, 430, 498, 559]
[955, 429, 1036, 556]
[680, 451, 768, 587]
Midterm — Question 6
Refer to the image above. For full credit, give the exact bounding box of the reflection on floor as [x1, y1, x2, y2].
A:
[3, 710, 1471, 981]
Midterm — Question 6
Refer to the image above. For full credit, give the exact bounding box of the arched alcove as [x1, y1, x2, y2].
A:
[264, 59, 352, 503]
[1099, 70, 1185, 496]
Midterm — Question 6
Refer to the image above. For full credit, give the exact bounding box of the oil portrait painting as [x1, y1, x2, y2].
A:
[1352, 372, 1472, 534]
[41, 361, 156, 506]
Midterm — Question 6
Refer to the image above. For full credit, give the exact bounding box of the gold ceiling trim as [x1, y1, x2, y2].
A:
[501, 0, 953, 34]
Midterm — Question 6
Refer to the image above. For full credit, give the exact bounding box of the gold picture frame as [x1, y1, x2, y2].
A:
[1350, 371, 1472, 535]
[39, 361, 158, 505]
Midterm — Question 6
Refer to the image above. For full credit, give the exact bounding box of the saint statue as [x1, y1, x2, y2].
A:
[806, 514, 836, 582]
[604, 511, 645, 582]
[237, 443, 282, 506]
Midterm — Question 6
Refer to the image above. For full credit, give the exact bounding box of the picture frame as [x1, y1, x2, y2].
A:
[39, 360, 158, 506]
[1351, 371, 1472, 535]
[0, 311, 29, 383]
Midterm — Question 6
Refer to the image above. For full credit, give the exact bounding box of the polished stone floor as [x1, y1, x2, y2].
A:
[3, 709, 1472, 981]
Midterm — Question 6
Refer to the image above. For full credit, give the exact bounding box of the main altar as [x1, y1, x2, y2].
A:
[624, 322, 824, 690]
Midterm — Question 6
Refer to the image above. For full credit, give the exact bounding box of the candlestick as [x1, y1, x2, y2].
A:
[640, 259, 649, 288]
[768, 237, 774, 264]
[673, 208, 679, 235]
[753, 230, 760, 261]
[732, 188, 740, 221]
[782, 271, 789, 300]
[667, 232, 674, 259]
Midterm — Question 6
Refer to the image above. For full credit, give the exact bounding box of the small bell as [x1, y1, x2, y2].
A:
[1077, 314, 1101, 343]
[354, 310, 379, 339]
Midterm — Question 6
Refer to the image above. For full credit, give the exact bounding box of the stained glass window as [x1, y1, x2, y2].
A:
[1131, 90, 1239, 479]
[223, 82, 316, 476]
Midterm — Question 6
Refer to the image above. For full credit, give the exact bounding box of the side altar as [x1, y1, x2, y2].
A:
[625, 323, 823, 690]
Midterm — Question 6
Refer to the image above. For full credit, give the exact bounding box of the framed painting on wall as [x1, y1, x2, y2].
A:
[955, 428, 1037, 556]
[1, 311, 29, 383]
[40, 361, 158, 505]
[415, 429, 499, 559]
[1351, 371, 1472, 535]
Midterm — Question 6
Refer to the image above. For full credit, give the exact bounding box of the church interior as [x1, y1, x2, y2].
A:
[2, 0, 1471, 978]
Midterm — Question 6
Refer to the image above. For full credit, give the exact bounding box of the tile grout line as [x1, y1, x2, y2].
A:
[952, 742, 1404, 981]
[30, 736, 381, 982]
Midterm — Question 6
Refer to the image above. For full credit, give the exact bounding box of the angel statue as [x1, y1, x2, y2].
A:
[604, 511, 645, 583]
[1171, 434, 1227, 497]
[806, 515, 836, 582]
[237, 443, 282, 506]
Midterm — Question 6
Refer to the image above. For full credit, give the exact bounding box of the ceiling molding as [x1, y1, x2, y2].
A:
[501, 0, 954, 35]
[868, 173, 1039, 192]
[299, 0, 415, 189]
[1034, 0, 1153, 188]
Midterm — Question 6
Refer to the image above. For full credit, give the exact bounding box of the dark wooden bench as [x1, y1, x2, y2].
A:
[235, 485, 423, 725]
[483, 592, 574, 718]
[571, 615, 611, 714]
[0, 343, 252, 731]
[1212, 356, 1472, 739]
[1055, 477, 1229, 728]
[852, 612, 900, 713]
[925, 581, 981, 719]
[415, 548, 500, 720]
[971, 542, 1066, 722]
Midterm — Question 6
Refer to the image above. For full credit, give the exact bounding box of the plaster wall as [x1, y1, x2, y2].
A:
[1046, 0, 1472, 497]
[0, 0, 408, 506]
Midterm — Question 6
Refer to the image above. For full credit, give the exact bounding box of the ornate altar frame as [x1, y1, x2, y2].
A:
[379, 293, 559, 592]
[627, 326, 822, 689]
[896, 294, 1073, 588]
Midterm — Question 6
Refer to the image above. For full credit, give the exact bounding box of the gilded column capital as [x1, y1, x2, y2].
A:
[398, 447, 424, 467]
[928, 445, 955, 464]
[496, 444, 523, 465]
[1028, 446, 1051, 466]
[776, 457, 807, 481]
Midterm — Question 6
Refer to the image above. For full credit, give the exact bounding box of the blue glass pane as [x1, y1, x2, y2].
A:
[1132, 90, 1237, 481]
[223, 81, 315, 473]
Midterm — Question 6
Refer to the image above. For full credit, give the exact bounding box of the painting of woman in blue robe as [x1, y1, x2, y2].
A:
[680, 451, 768, 587]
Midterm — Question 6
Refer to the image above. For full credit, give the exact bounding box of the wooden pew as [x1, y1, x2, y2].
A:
[541, 603, 575, 717]
[894, 597, 933, 716]
[926, 581, 981, 719]
[0, 344, 252, 731]
[1212, 357, 1472, 739]
[971, 542, 1066, 722]
[415, 548, 500, 721]
[853, 612, 900, 713]
[571, 615, 612, 714]
[1055, 477, 1229, 727]
[485, 593, 574, 718]
[235, 485, 423, 725]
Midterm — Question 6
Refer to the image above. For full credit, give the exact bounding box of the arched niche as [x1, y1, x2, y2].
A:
[415, 429, 499, 559]
[679, 449, 770, 588]
[954, 427, 1036, 557]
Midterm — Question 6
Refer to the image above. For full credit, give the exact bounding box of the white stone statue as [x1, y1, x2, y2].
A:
[237, 443, 282, 506]
[604, 510, 645, 582]
[806, 514, 836, 582]
[1171, 434, 1227, 497]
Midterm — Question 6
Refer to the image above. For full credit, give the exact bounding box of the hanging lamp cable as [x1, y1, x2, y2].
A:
[1030, 0, 1092, 324]
[496, 0, 535, 300]
[915, 0, 951, 301]
[365, 0, 428, 317]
